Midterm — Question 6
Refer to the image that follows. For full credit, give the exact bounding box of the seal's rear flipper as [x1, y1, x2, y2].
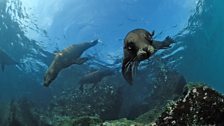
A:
[91, 39, 100, 46]
[1, 64, 5, 72]
[152, 36, 174, 50]
[163, 36, 175, 46]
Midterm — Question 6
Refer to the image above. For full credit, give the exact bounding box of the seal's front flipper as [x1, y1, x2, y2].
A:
[122, 58, 134, 85]
[1, 64, 5, 72]
[152, 36, 175, 50]
[75, 57, 89, 65]
[73, 57, 89, 65]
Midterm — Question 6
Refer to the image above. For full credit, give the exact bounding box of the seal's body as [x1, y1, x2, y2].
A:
[0, 49, 17, 72]
[79, 68, 114, 91]
[43, 40, 99, 87]
[122, 29, 174, 84]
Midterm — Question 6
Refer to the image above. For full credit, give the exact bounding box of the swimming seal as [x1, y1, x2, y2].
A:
[79, 68, 114, 92]
[0, 49, 18, 72]
[122, 29, 174, 84]
[43, 39, 99, 87]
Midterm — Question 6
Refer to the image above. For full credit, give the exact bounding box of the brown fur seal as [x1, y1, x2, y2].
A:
[43, 39, 99, 87]
[122, 29, 174, 84]
[79, 68, 114, 92]
[0, 49, 18, 72]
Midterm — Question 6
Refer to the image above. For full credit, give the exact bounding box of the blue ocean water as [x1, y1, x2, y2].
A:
[176, 0, 224, 92]
[0, 0, 224, 124]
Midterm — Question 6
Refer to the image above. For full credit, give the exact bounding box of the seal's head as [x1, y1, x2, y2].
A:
[122, 29, 155, 84]
[124, 29, 155, 61]
[43, 67, 58, 87]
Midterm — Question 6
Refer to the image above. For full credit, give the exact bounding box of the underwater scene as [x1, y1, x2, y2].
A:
[0, 0, 224, 125]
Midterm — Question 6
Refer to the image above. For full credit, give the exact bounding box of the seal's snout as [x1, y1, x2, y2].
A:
[43, 78, 52, 87]
[43, 78, 50, 87]
[137, 45, 155, 61]
[43, 73, 53, 87]
[147, 45, 155, 54]
[137, 48, 148, 61]
[43, 82, 49, 87]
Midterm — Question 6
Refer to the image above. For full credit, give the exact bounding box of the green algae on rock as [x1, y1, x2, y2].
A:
[52, 116, 102, 126]
[102, 118, 144, 126]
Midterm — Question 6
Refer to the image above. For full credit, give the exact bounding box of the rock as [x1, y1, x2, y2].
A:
[156, 83, 224, 125]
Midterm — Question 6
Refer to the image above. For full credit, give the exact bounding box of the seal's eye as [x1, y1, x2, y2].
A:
[145, 35, 153, 44]
[127, 42, 136, 51]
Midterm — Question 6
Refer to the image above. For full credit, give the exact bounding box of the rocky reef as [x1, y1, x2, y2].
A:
[102, 83, 224, 126]
[1, 83, 224, 126]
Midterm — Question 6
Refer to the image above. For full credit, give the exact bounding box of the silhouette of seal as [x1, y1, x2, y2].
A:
[79, 68, 114, 91]
[43, 40, 99, 87]
[122, 29, 174, 84]
[0, 49, 17, 72]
